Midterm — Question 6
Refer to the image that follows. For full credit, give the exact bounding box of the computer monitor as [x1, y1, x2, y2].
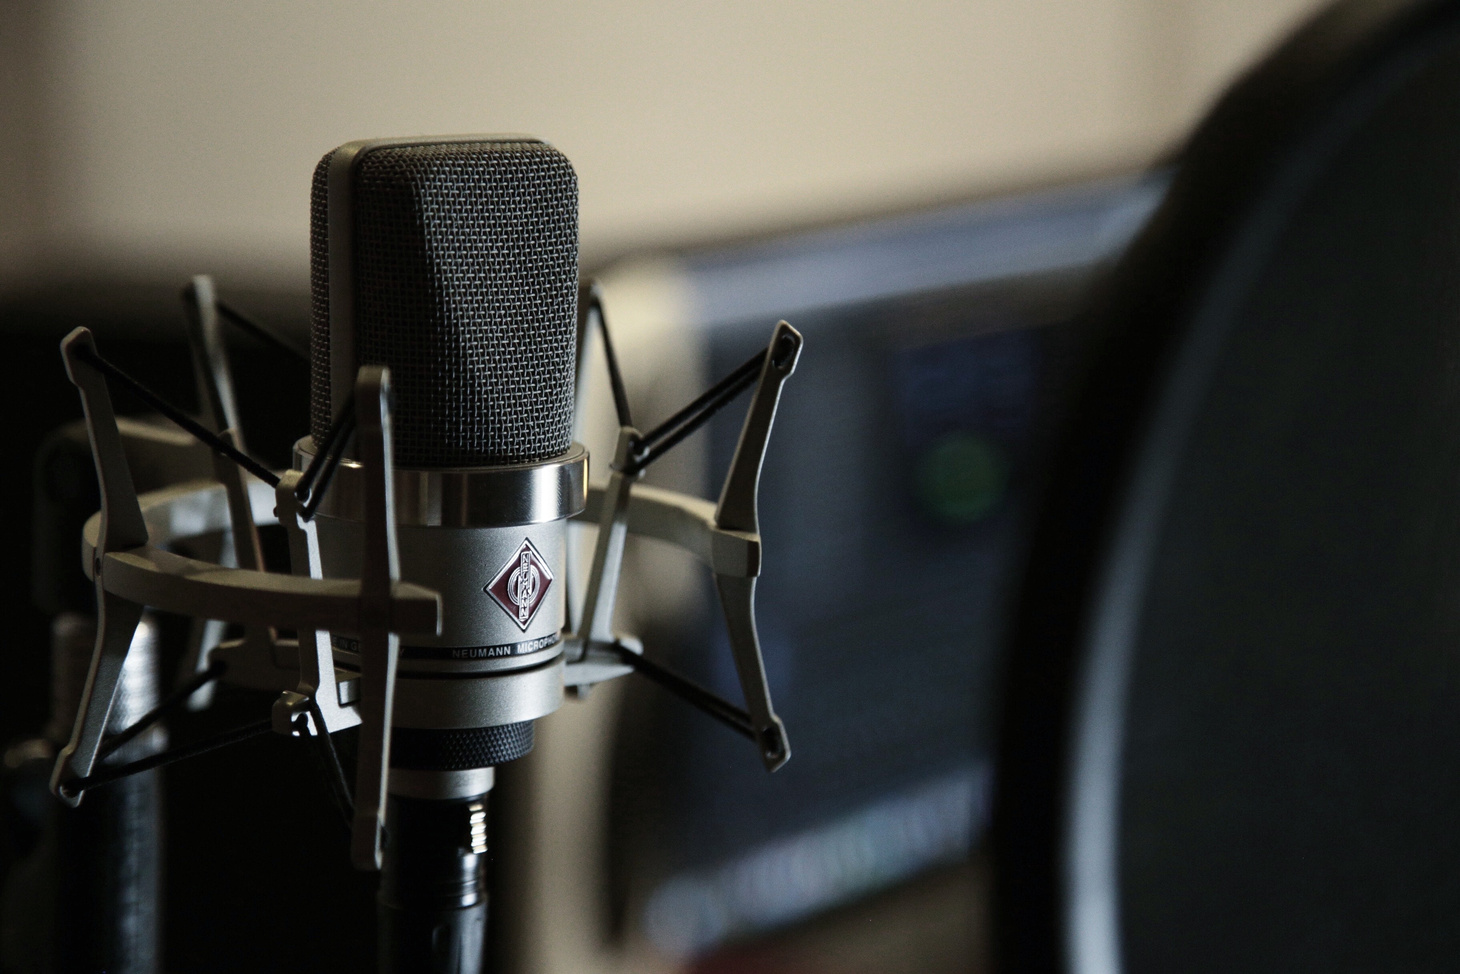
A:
[585, 173, 1165, 966]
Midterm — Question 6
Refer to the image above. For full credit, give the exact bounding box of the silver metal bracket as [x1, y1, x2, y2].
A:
[51, 331, 440, 828]
[184, 276, 274, 681]
[271, 470, 362, 737]
[50, 328, 150, 805]
[182, 274, 242, 437]
[568, 427, 643, 657]
[564, 320, 801, 773]
[713, 321, 801, 771]
[349, 366, 403, 870]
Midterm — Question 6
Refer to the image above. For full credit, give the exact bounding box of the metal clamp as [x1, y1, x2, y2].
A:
[713, 321, 801, 771]
[350, 366, 402, 870]
[271, 470, 362, 737]
[50, 328, 150, 805]
[52, 330, 441, 818]
[563, 321, 801, 772]
[183, 276, 274, 678]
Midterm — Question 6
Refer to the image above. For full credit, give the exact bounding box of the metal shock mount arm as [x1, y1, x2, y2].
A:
[563, 318, 802, 772]
[51, 288, 799, 871]
[49, 328, 151, 803]
[711, 323, 801, 769]
[349, 366, 404, 869]
[49, 330, 440, 848]
[180, 275, 273, 695]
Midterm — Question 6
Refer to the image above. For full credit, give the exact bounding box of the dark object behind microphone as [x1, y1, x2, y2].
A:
[994, 0, 1460, 971]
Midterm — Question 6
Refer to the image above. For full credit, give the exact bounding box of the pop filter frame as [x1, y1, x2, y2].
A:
[993, 0, 1460, 970]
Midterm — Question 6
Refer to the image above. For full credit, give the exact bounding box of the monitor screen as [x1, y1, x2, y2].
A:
[599, 173, 1167, 963]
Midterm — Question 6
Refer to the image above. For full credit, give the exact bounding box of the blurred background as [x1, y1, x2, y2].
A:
[1, 1, 1327, 299]
[0, 3, 1332, 973]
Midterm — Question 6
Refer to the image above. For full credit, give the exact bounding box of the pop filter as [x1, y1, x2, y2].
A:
[994, 0, 1460, 970]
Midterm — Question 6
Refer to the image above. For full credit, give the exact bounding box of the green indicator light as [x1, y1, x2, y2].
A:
[915, 432, 1008, 525]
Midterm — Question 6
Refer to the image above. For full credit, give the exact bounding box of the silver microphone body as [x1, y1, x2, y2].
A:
[297, 437, 585, 799]
[305, 133, 581, 974]
[306, 135, 581, 802]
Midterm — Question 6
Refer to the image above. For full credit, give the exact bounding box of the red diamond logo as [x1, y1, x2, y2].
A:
[486, 539, 554, 631]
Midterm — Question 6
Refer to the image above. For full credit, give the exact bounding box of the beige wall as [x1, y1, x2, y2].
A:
[0, 0, 1327, 292]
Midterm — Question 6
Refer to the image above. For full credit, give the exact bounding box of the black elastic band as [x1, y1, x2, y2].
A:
[73, 345, 281, 488]
[301, 701, 355, 831]
[214, 298, 310, 363]
[62, 719, 274, 797]
[623, 348, 766, 475]
[98, 659, 227, 761]
[579, 283, 633, 429]
[611, 644, 756, 742]
[296, 393, 357, 521]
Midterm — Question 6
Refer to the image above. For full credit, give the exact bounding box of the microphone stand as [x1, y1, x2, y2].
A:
[49, 612, 165, 974]
[377, 792, 490, 973]
[4, 421, 189, 974]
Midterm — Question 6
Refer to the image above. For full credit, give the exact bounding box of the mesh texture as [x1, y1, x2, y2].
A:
[390, 722, 536, 770]
[309, 140, 578, 466]
[308, 151, 333, 439]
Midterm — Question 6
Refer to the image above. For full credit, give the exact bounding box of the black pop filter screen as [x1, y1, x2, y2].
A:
[309, 140, 578, 466]
[996, 2, 1460, 971]
[1116, 28, 1460, 970]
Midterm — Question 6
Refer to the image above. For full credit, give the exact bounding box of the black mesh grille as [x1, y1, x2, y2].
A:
[308, 150, 334, 438]
[309, 139, 578, 466]
[390, 722, 535, 771]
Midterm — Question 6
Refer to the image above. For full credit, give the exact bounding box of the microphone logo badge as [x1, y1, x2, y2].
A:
[486, 539, 554, 631]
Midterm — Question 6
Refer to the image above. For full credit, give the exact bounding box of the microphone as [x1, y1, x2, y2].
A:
[42, 131, 797, 973]
[300, 136, 586, 970]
